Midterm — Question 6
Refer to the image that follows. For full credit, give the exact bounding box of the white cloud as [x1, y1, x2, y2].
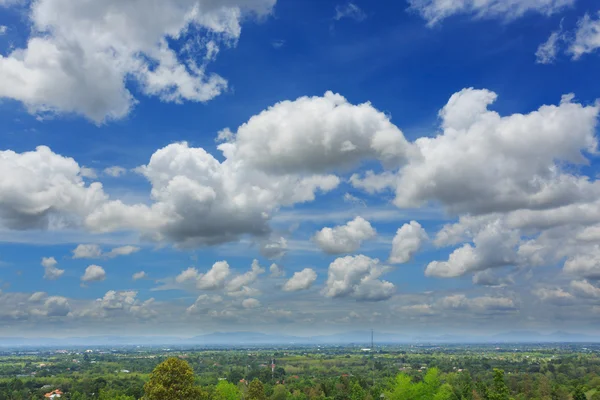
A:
[81, 265, 106, 282]
[324, 255, 395, 301]
[408, 0, 574, 26]
[313, 216, 376, 254]
[73, 244, 140, 258]
[80, 167, 98, 179]
[106, 245, 140, 257]
[28, 292, 47, 302]
[269, 263, 284, 278]
[0, 0, 277, 122]
[283, 268, 317, 292]
[72, 244, 102, 259]
[0, 146, 107, 230]
[569, 12, 600, 60]
[533, 287, 575, 305]
[0, 26, 7, 35]
[334, 2, 366, 21]
[43, 296, 71, 317]
[242, 298, 261, 309]
[104, 166, 127, 177]
[41, 257, 64, 280]
[132, 271, 147, 281]
[226, 260, 265, 293]
[400, 304, 436, 316]
[186, 294, 223, 313]
[177, 261, 231, 290]
[570, 280, 600, 298]
[389, 221, 427, 264]
[437, 294, 516, 313]
[536, 29, 564, 64]
[564, 252, 600, 279]
[426, 221, 519, 278]
[86, 141, 340, 247]
[217, 91, 411, 174]
[389, 89, 599, 215]
[260, 237, 288, 259]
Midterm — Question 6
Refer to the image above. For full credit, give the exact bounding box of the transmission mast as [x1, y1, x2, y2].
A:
[371, 329, 375, 387]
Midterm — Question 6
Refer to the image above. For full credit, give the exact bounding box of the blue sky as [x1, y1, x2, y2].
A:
[0, 0, 600, 337]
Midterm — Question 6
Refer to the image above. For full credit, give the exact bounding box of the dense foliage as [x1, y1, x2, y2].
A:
[0, 343, 599, 399]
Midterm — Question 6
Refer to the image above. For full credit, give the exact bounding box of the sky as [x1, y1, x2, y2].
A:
[0, 0, 600, 338]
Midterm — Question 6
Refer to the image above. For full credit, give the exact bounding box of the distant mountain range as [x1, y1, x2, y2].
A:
[0, 330, 597, 347]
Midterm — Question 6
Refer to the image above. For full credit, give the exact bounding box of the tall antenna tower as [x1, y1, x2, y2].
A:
[371, 329, 375, 387]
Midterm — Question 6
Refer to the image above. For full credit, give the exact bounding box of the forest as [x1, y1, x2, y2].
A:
[0, 343, 598, 400]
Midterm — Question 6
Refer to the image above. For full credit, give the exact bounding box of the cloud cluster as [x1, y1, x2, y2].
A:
[0, 0, 277, 121]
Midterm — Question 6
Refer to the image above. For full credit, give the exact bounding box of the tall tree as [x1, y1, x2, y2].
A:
[248, 379, 266, 400]
[573, 386, 587, 400]
[143, 357, 206, 400]
[214, 380, 241, 400]
[488, 369, 510, 400]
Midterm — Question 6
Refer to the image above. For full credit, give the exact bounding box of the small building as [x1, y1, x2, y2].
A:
[44, 389, 63, 399]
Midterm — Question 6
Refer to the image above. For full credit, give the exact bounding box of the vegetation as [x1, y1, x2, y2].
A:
[0, 343, 599, 399]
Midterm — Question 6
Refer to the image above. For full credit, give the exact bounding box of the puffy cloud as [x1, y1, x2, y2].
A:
[0, 146, 107, 230]
[269, 263, 284, 278]
[217, 92, 411, 174]
[0, 0, 277, 122]
[407, 0, 573, 26]
[226, 260, 265, 293]
[177, 261, 231, 290]
[391, 89, 599, 215]
[334, 2, 366, 22]
[242, 298, 261, 309]
[81, 265, 106, 282]
[533, 287, 575, 305]
[86, 141, 339, 247]
[104, 166, 127, 177]
[72, 244, 102, 259]
[426, 221, 519, 278]
[43, 296, 71, 317]
[313, 217, 376, 254]
[564, 251, 600, 279]
[132, 271, 147, 281]
[73, 290, 156, 319]
[324, 255, 395, 301]
[570, 280, 600, 298]
[260, 237, 288, 259]
[98, 290, 137, 310]
[569, 12, 600, 60]
[41, 257, 64, 280]
[389, 221, 428, 264]
[283, 268, 317, 292]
